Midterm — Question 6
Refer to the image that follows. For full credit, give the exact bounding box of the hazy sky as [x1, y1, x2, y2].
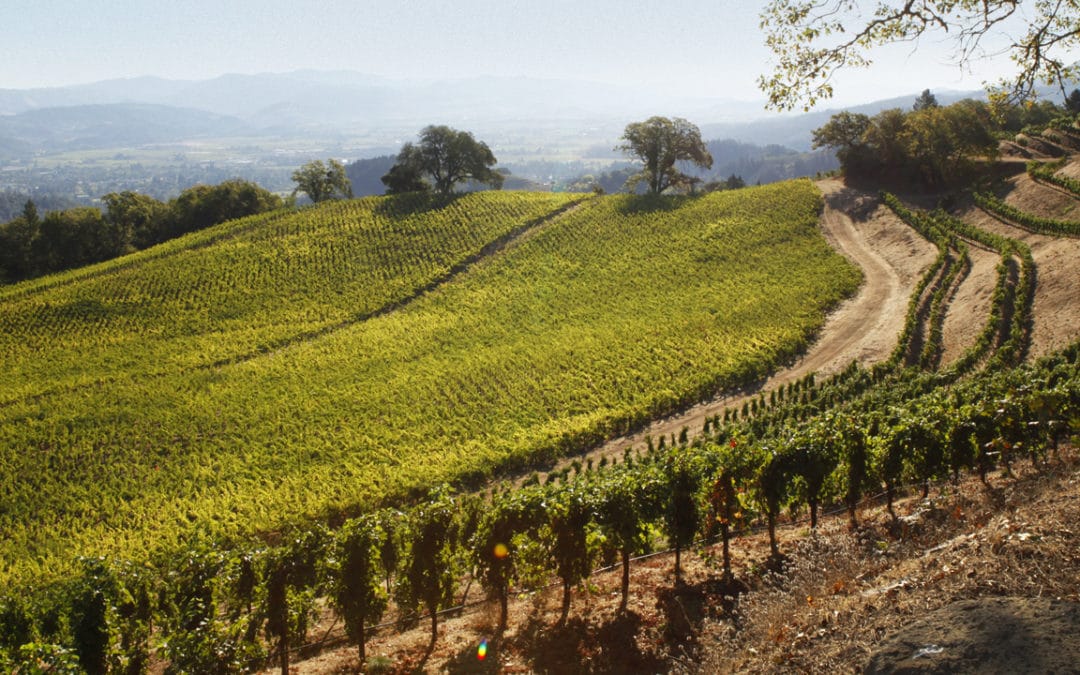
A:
[0, 0, 1044, 106]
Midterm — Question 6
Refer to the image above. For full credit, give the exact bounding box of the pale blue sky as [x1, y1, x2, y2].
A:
[1, 0, 1039, 106]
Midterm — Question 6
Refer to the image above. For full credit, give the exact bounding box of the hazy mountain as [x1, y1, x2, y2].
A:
[0, 71, 767, 130]
[0, 70, 1003, 158]
[0, 104, 250, 154]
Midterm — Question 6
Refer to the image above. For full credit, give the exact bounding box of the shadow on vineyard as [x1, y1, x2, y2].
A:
[614, 193, 687, 215]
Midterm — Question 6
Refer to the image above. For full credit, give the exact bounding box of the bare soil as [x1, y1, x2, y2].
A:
[938, 243, 998, 367]
[278, 169, 1080, 674]
[959, 170, 1080, 359]
[277, 452, 1080, 675]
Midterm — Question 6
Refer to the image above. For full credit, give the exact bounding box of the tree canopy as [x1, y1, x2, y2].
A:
[617, 116, 713, 194]
[292, 159, 353, 203]
[382, 125, 503, 196]
[759, 1, 1080, 111]
[0, 179, 282, 284]
[812, 99, 998, 187]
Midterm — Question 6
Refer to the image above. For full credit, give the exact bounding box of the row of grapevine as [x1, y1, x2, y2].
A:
[974, 190, 1080, 237]
[706, 187, 1039, 451]
[0, 191, 585, 405]
[2, 340, 1075, 672]
[1026, 158, 1080, 205]
[0, 184, 1073, 670]
[881, 194, 1034, 375]
[876, 193, 968, 370]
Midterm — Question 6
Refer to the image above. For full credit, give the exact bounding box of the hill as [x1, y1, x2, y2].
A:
[271, 155, 1080, 675]
[0, 181, 859, 588]
[2, 150, 1077, 671]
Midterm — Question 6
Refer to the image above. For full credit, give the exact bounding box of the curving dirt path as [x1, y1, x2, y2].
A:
[548, 179, 936, 470]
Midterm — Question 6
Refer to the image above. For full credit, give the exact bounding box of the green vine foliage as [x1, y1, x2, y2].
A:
[1, 184, 1078, 669]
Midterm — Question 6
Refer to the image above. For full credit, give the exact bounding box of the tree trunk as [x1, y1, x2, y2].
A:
[809, 499, 819, 530]
[721, 522, 732, 579]
[358, 620, 366, 667]
[674, 544, 682, 585]
[620, 549, 630, 612]
[279, 634, 289, 675]
[559, 580, 572, 625]
[847, 501, 858, 530]
[498, 590, 509, 633]
[767, 511, 778, 557]
[430, 609, 439, 651]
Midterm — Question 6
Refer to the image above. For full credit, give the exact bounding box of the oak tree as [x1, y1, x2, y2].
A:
[383, 126, 503, 196]
[292, 159, 353, 203]
[617, 116, 713, 194]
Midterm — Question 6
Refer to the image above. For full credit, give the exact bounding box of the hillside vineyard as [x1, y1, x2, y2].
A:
[0, 181, 859, 585]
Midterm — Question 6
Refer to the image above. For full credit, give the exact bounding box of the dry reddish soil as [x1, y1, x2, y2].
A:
[277, 166, 1080, 674]
[275, 452, 1080, 675]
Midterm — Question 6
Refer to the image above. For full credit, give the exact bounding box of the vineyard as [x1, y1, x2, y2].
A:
[0, 181, 857, 582]
[0, 162, 1077, 672]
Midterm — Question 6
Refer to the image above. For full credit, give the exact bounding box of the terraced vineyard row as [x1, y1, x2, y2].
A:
[882, 194, 1034, 375]
[975, 189, 1080, 237]
[0, 181, 860, 589]
[1027, 157, 1080, 202]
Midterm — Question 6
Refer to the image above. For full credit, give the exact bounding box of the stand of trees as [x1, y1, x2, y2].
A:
[0, 179, 283, 284]
[812, 99, 1002, 187]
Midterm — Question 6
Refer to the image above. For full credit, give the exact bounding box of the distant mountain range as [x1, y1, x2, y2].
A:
[0, 70, 764, 131]
[0, 104, 248, 152]
[0, 70, 990, 157]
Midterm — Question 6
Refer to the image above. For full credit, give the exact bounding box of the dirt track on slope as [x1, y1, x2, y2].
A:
[558, 179, 937, 468]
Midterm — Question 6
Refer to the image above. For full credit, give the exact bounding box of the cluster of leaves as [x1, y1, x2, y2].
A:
[0, 179, 283, 283]
[758, 1, 1080, 111]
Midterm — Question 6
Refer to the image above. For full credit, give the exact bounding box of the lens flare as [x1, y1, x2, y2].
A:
[477, 638, 488, 660]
